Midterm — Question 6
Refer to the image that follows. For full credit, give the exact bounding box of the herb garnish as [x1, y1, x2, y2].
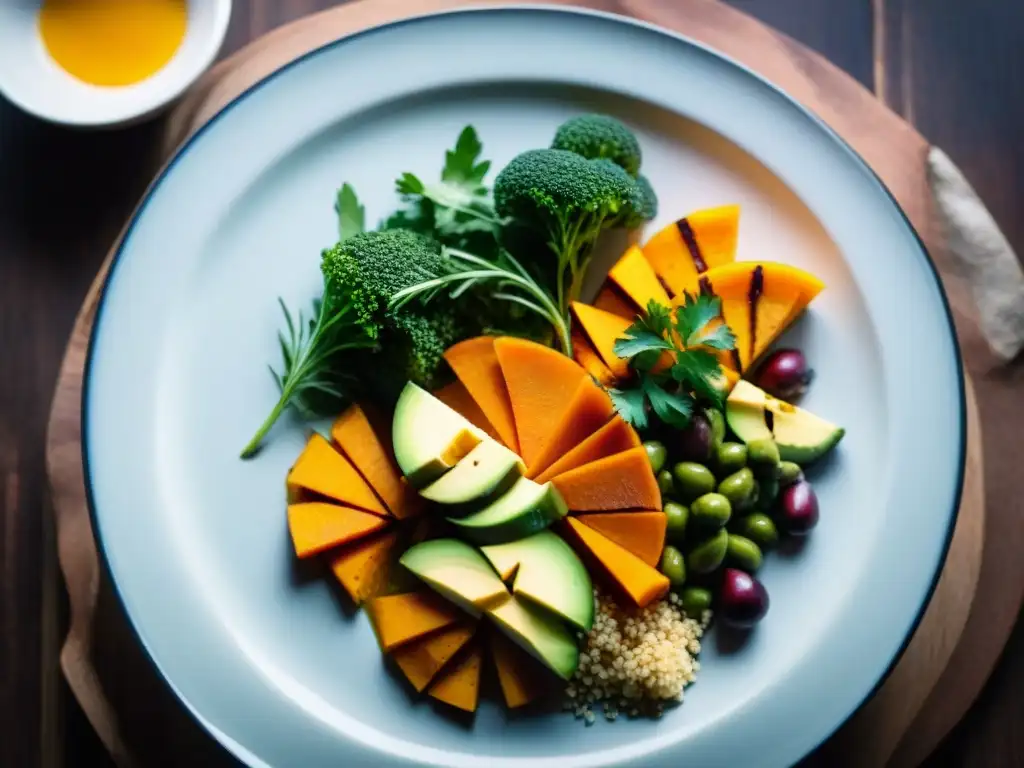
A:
[608, 295, 736, 430]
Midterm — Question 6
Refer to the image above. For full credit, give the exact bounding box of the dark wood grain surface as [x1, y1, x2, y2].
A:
[1, 1, 1021, 766]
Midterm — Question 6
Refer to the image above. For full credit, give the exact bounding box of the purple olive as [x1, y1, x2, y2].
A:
[754, 349, 814, 400]
[718, 568, 770, 628]
[676, 412, 713, 463]
[778, 480, 819, 535]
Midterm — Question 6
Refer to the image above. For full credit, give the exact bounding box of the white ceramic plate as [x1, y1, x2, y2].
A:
[84, 7, 964, 768]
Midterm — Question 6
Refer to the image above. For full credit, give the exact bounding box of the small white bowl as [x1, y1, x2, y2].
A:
[0, 0, 231, 128]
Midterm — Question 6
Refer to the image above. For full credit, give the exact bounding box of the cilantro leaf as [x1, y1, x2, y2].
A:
[671, 349, 727, 409]
[675, 292, 725, 347]
[608, 387, 648, 430]
[642, 377, 693, 429]
[335, 183, 365, 242]
[692, 322, 737, 351]
[396, 173, 426, 196]
[442, 126, 491, 187]
[612, 328, 673, 360]
[644, 299, 674, 337]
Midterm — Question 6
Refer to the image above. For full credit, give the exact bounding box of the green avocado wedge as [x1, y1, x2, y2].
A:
[399, 538, 508, 618]
[419, 439, 524, 507]
[726, 380, 844, 464]
[481, 530, 593, 632]
[392, 383, 485, 488]
[486, 594, 580, 680]
[447, 477, 568, 545]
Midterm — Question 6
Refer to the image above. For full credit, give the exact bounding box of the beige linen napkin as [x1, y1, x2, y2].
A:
[928, 148, 1024, 362]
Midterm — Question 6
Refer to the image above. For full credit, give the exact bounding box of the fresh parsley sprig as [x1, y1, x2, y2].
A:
[608, 295, 736, 430]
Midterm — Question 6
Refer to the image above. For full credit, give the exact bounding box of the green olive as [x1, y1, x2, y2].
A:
[672, 462, 717, 502]
[705, 408, 726, 451]
[687, 529, 729, 574]
[643, 441, 668, 474]
[678, 586, 713, 618]
[726, 534, 764, 572]
[717, 468, 757, 511]
[715, 442, 748, 477]
[758, 475, 780, 510]
[779, 461, 804, 487]
[690, 492, 733, 529]
[663, 502, 689, 543]
[735, 513, 779, 549]
[747, 436, 781, 471]
[657, 469, 675, 496]
[660, 545, 687, 586]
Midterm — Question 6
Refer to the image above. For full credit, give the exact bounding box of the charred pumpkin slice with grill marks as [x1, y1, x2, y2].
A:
[641, 204, 740, 296]
[693, 262, 824, 371]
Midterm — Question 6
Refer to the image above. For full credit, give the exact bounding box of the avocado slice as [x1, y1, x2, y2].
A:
[399, 538, 508, 618]
[481, 530, 594, 632]
[486, 594, 579, 680]
[448, 478, 568, 545]
[392, 383, 484, 488]
[726, 380, 844, 464]
[419, 440, 524, 506]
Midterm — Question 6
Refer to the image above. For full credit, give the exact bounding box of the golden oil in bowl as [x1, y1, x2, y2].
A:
[39, 0, 188, 87]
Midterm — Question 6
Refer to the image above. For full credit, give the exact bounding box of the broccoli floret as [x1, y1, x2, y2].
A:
[320, 229, 444, 340]
[373, 310, 465, 397]
[617, 173, 659, 230]
[493, 148, 641, 313]
[551, 114, 642, 176]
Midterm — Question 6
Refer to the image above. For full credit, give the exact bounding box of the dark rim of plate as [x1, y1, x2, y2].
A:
[80, 6, 967, 766]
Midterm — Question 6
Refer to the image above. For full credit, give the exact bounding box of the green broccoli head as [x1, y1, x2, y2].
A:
[320, 229, 444, 340]
[551, 114, 642, 176]
[386, 310, 465, 389]
[493, 148, 649, 312]
[617, 173, 659, 229]
[493, 148, 637, 231]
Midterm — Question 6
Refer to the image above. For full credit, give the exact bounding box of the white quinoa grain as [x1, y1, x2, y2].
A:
[564, 589, 710, 723]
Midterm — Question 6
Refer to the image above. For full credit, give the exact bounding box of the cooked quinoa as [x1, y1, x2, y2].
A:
[565, 589, 709, 723]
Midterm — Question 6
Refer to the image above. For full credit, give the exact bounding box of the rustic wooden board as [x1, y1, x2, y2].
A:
[40, 1, 1010, 767]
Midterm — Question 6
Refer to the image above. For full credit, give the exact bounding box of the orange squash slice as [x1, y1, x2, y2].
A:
[443, 337, 519, 452]
[577, 511, 667, 567]
[533, 416, 641, 484]
[571, 328, 616, 386]
[493, 337, 588, 469]
[287, 502, 389, 559]
[641, 204, 740, 296]
[368, 590, 466, 652]
[434, 380, 503, 444]
[392, 622, 477, 693]
[286, 433, 389, 517]
[593, 285, 635, 320]
[551, 446, 661, 512]
[570, 302, 632, 379]
[561, 518, 669, 608]
[331, 405, 422, 519]
[328, 530, 400, 605]
[696, 262, 824, 370]
[607, 244, 672, 312]
[488, 628, 552, 708]
[527, 378, 614, 478]
[428, 640, 483, 712]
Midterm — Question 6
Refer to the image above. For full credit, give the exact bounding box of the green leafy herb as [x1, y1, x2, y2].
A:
[608, 386, 648, 430]
[390, 247, 571, 355]
[392, 126, 503, 240]
[642, 376, 692, 429]
[335, 183, 365, 242]
[610, 294, 736, 429]
[240, 294, 373, 458]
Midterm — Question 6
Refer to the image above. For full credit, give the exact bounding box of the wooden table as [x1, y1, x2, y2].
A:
[1, 1, 1021, 766]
